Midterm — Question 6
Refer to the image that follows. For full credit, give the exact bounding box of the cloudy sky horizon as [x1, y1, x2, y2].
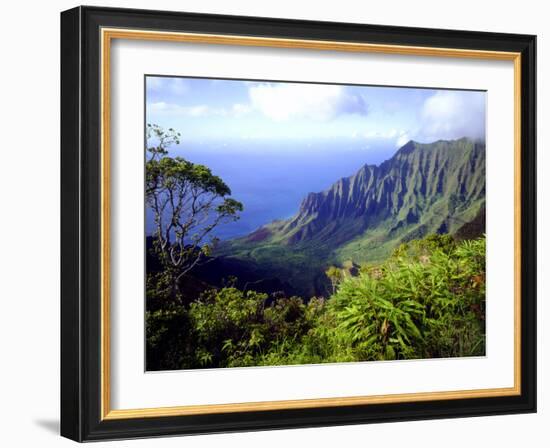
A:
[145, 75, 486, 151]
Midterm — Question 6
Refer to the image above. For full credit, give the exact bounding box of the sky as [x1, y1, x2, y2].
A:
[145, 76, 486, 150]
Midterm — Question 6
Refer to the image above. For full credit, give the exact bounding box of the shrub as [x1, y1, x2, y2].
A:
[324, 234, 486, 361]
[147, 234, 486, 369]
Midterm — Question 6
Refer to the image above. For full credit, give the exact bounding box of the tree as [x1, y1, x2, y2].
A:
[146, 124, 243, 300]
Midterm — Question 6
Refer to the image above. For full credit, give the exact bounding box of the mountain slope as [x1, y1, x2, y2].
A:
[217, 138, 485, 296]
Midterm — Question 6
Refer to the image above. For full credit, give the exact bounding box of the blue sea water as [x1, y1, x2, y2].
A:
[145, 138, 396, 240]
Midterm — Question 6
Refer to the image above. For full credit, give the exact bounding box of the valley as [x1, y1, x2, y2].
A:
[215, 138, 486, 296]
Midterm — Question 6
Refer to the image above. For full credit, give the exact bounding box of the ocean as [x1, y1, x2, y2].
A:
[145, 138, 397, 240]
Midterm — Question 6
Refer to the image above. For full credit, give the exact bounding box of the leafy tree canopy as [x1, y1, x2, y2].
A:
[145, 124, 243, 301]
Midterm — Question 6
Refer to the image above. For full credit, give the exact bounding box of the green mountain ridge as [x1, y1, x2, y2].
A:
[217, 138, 486, 296]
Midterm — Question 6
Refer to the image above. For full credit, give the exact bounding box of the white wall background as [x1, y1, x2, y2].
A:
[0, 0, 546, 446]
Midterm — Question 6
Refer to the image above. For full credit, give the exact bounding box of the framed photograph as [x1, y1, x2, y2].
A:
[60, 6, 536, 442]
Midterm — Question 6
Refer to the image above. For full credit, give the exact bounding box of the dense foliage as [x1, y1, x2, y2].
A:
[146, 234, 486, 370]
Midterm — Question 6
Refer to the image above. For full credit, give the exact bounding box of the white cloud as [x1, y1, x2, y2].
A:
[396, 132, 411, 148]
[363, 91, 485, 148]
[186, 105, 215, 117]
[418, 90, 486, 141]
[148, 101, 254, 119]
[231, 103, 253, 117]
[147, 81, 370, 123]
[248, 83, 368, 121]
[148, 102, 227, 117]
[364, 128, 410, 147]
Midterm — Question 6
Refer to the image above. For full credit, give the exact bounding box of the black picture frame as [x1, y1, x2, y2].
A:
[61, 5, 536, 442]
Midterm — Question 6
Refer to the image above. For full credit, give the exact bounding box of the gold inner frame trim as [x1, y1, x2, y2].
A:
[100, 27, 522, 420]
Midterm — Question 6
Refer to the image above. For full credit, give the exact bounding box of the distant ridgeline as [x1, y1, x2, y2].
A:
[215, 138, 486, 297]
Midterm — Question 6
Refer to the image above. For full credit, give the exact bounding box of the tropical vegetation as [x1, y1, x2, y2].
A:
[147, 233, 486, 370]
[145, 124, 486, 371]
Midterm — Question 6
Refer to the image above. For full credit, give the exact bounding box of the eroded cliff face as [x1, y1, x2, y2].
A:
[275, 138, 485, 246]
